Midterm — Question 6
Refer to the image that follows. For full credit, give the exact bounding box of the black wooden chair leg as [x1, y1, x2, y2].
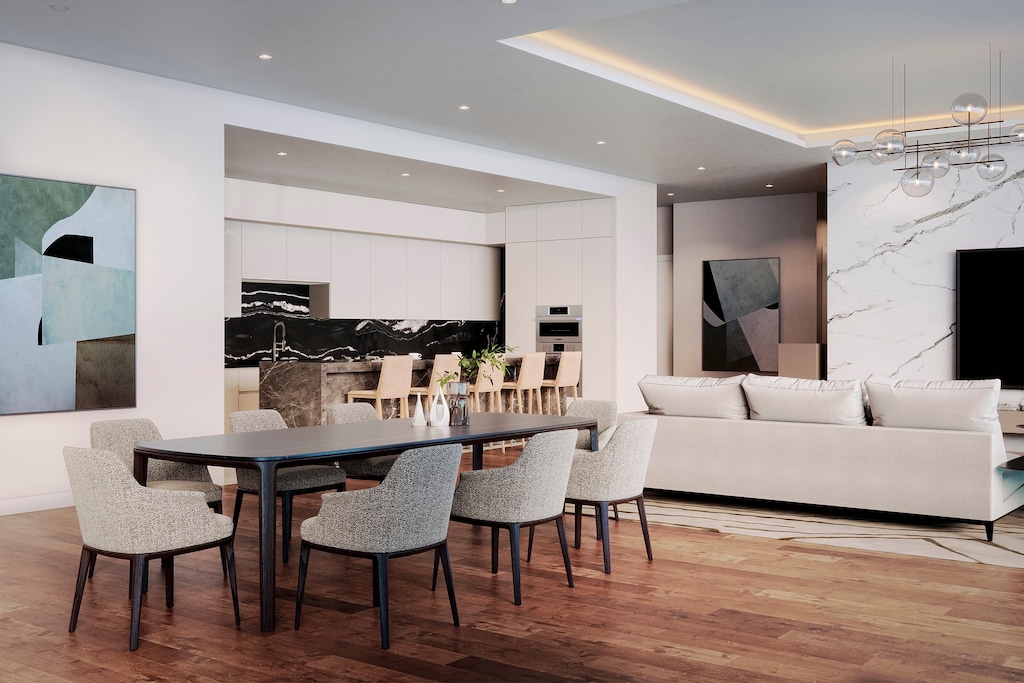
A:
[129, 556, 146, 651]
[231, 491, 245, 531]
[225, 542, 240, 626]
[431, 547, 440, 591]
[613, 504, 619, 521]
[281, 492, 293, 564]
[597, 502, 612, 574]
[491, 527, 499, 574]
[375, 554, 390, 649]
[526, 525, 535, 562]
[294, 542, 311, 629]
[371, 556, 380, 607]
[574, 503, 582, 549]
[70, 547, 93, 633]
[87, 552, 96, 579]
[162, 556, 174, 609]
[555, 516, 574, 588]
[636, 496, 653, 561]
[438, 544, 459, 626]
[508, 524, 522, 605]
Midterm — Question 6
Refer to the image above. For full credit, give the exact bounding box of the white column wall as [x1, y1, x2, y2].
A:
[0, 45, 226, 513]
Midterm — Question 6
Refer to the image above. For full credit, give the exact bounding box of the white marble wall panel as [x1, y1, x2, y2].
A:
[827, 145, 1024, 380]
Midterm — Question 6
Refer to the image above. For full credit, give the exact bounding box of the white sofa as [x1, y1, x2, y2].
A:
[620, 374, 1024, 540]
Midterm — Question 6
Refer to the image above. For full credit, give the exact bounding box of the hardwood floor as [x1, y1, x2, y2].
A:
[2, 448, 1022, 682]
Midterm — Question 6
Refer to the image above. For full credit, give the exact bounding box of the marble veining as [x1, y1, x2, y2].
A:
[827, 145, 1024, 379]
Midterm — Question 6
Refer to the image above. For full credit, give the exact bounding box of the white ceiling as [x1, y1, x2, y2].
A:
[2, 0, 1021, 211]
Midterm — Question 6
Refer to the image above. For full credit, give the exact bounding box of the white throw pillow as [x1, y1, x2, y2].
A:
[864, 377, 1001, 433]
[741, 375, 866, 426]
[637, 375, 748, 419]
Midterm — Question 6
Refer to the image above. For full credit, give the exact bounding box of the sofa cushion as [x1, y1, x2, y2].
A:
[864, 377, 1001, 433]
[637, 374, 748, 419]
[741, 375, 866, 426]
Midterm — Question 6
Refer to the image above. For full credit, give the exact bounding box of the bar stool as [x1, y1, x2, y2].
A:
[468, 359, 504, 413]
[541, 351, 581, 415]
[501, 352, 545, 414]
[347, 354, 414, 418]
[409, 354, 460, 412]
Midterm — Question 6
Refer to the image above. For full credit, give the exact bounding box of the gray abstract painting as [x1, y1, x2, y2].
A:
[702, 257, 779, 372]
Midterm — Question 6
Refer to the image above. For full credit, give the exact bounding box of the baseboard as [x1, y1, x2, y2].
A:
[0, 491, 74, 516]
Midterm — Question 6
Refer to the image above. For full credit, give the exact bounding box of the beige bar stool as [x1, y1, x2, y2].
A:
[468, 359, 505, 413]
[347, 354, 414, 418]
[501, 352, 545, 414]
[541, 351, 582, 415]
[409, 354, 461, 411]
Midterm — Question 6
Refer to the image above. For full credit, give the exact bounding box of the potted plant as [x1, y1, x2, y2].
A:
[456, 342, 513, 385]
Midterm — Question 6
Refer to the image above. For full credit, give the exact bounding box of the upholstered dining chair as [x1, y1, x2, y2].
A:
[444, 429, 577, 605]
[408, 353, 461, 413]
[541, 351, 582, 415]
[561, 419, 658, 574]
[347, 354, 414, 418]
[295, 444, 463, 649]
[565, 399, 619, 451]
[229, 409, 347, 564]
[90, 418, 223, 511]
[326, 402, 398, 481]
[64, 446, 239, 651]
[501, 352, 546, 414]
[467, 358, 504, 413]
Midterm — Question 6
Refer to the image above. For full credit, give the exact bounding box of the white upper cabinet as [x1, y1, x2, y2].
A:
[406, 239, 441, 320]
[536, 239, 583, 305]
[472, 245, 502, 321]
[286, 226, 331, 283]
[241, 222, 286, 281]
[440, 243, 473, 320]
[504, 241, 537, 352]
[505, 205, 537, 243]
[582, 198, 614, 238]
[369, 235, 408, 319]
[537, 201, 583, 241]
[329, 231, 371, 319]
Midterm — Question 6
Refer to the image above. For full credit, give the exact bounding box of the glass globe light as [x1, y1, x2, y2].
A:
[950, 92, 988, 125]
[1010, 123, 1024, 145]
[949, 145, 980, 167]
[871, 128, 906, 161]
[867, 152, 886, 165]
[900, 168, 934, 197]
[977, 153, 1007, 181]
[830, 139, 858, 166]
[921, 151, 951, 178]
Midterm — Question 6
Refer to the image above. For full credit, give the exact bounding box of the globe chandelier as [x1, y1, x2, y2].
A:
[830, 55, 1023, 197]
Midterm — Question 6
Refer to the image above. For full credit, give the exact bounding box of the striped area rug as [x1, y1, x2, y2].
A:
[599, 495, 1024, 568]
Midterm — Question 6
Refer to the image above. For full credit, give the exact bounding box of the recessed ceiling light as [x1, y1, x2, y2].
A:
[400, 173, 411, 177]
[458, 105, 470, 111]
[501, 0, 517, 4]
[696, 166, 706, 171]
[258, 53, 273, 60]
[276, 152, 288, 156]
[49, 4, 68, 10]
[765, 184, 774, 188]
[497, 189, 505, 193]
[596, 140, 606, 145]
[667, 193, 675, 197]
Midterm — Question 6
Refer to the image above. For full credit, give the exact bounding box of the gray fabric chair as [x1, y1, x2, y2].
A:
[64, 446, 239, 651]
[90, 418, 223, 510]
[295, 444, 463, 649]
[325, 402, 398, 480]
[229, 409, 347, 564]
[562, 419, 658, 574]
[565, 399, 619, 451]
[445, 429, 577, 605]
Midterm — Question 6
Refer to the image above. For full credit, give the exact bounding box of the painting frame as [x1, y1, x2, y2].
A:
[702, 257, 780, 373]
[0, 173, 137, 416]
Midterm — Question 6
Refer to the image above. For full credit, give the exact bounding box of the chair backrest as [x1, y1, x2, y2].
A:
[90, 418, 211, 483]
[553, 351, 582, 388]
[63, 446, 222, 554]
[327, 402, 381, 424]
[499, 429, 578, 521]
[473, 359, 504, 392]
[515, 352, 546, 390]
[565, 399, 618, 450]
[375, 355, 415, 400]
[229, 409, 287, 433]
[427, 355, 461, 399]
[316, 444, 463, 554]
[570, 419, 658, 502]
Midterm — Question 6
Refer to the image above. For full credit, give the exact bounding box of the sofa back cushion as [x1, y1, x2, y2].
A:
[638, 374, 748, 419]
[864, 377, 1001, 433]
[741, 375, 866, 426]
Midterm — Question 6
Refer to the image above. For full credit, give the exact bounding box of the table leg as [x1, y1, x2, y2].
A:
[132, 451, 149, 486]
[472, 443, 484, 470]
[256, 462, 278, 631]
[589, 426, 599, 452]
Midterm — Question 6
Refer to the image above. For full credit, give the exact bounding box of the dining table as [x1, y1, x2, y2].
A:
[133, 411, 599, 631]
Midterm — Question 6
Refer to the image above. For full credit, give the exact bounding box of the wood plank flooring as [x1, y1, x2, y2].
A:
[2, 448, 1022, 682]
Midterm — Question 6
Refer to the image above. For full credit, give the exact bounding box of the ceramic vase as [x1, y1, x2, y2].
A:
[411, 394, 427, 426]
[428, 381, 450, 427]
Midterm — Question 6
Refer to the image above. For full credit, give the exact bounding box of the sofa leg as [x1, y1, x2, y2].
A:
[984, 521, 993, 542]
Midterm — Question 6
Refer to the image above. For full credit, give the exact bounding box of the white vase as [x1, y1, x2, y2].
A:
[411, 394, 427, 426]
[428, 381, 450, 427]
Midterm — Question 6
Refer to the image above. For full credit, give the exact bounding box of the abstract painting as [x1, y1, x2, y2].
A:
[0, 174, 136, 415]
[702, 257, 779, 372]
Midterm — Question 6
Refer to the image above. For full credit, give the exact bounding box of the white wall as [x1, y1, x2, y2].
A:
[827, 147, 1024, 380]
[0, 43, 659, 514]
[0, 45, 226, 513]
[673, 193, 819, 377]
[656, 206, 674, 376]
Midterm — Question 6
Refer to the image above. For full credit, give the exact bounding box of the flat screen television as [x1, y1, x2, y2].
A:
[955, 247, 1024, 389]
